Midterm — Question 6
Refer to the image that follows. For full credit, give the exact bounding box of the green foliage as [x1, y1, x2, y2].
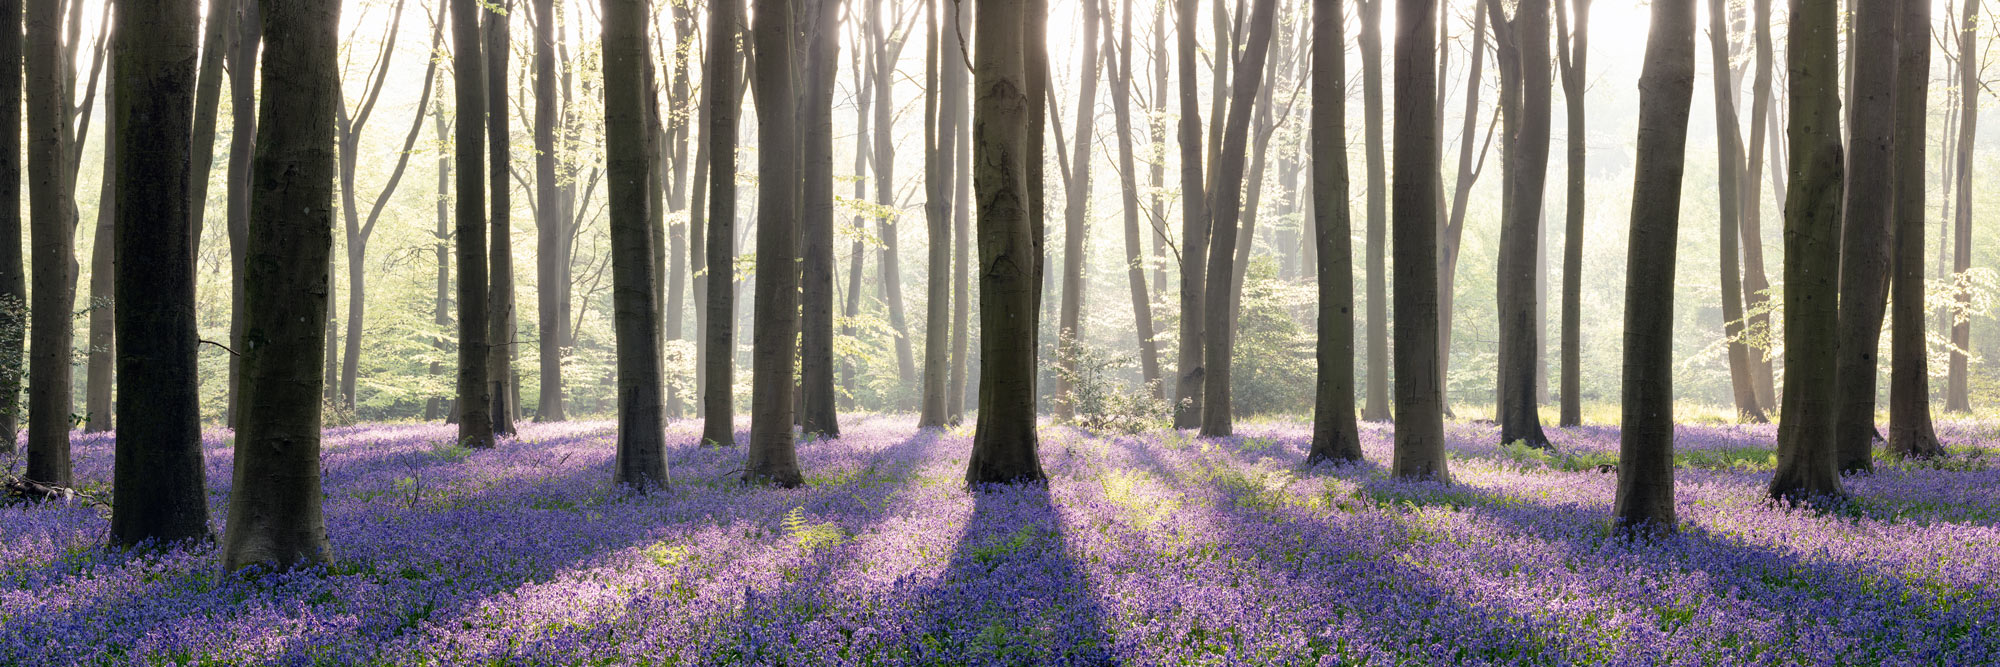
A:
[1045, 335, 1169, 433]
[781, 507, 845, 553]
[1231, 259, 1316, 416]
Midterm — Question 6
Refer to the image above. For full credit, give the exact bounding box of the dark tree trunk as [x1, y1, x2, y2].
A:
[1948, 0, 1976, 413]
[110, 0, 209, 548]
[1707, 0, 1764, 424]
[451, 0, 494, 449]
[603, 0, 670, 489]
[1171, 0, 1209, 429]
[1615, 0, 1693, 530]
[1307, 0, 1360, 465]
[1888, 0, 1944, 460]
[84, 63, 112, 435]
[533, 0, 563, 421]
[799, 0, 841, 437]
[0, 0, 20, 453]
[219, 0, 338, 571]
[1832, 0, 1896, 474]
[745, 0, 802, 487]
[1359, 0, 1389, 423]
[24, 0, 75, 488]
[1197, 0, 1278, 438]
[1741, 0, 1776, 411]
[1390, 0, 1446, 481]
[967, 0, 1046, 485]
[224, 0, 258, 430]
[1769, 0, 1847, 503]
[1110, 0, 1161, 397]
[700, 0, 741, 446]
[485, 2, 517, 435]
[1555, 0, 1588, 426]
[187, 0, 229, 252]
[1053, 0, 1102, 422]
[1490, 0, 1552, 449]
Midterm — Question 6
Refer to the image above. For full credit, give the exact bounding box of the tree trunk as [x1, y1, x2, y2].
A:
[336, 0, 413, 414]
[1110, 0, 1162, 397]
[451, 0, 494, 450]
[187, 0, 229, 254]
[602, 0, 670, 489]
[109, 0, 209, 548]
[1148, 1, 1169, 298]
[1740, 0, 1776, 411]
[967, 0, 1046, 485]
[1887, 0, 1944, 460]
[701, 0, 741, 446]
[871, 3, 918, 393]
[219, 0, 338, 571]
[842, 48, 867, 412]
[1053, 0, 1103, 422]
[1197, 0, 1278, 438]
[947, 1, 973, 424]
[1491, 0, 1552, 449]
[0, 0, 21, 453]
[1769, 0, 1847, 503]
[799, 0, 841, 437]
[1171, 0, 1210, 429]
[663, 2, 693, 420]
[84, 64, 113, 435]
[1390, 0, 1446, 481]
[1831, 0, 1896, 474]
[1555, 0, 1588, 426]
[745, 0, 802, 486]
[1707, 0, 1764, 424]
[224, 0, 258, 430]
[430, 106, 450, 422]
[1614, 0, 1693, 531]
[919, 0, 956, 428]
[1438, 5, 1491, 415]
[1359, 0, 1390, 423]
[533, 0, 563, 422]
[1308, 0, 1360, 465]
[486, 3, 516, 435]
[24, 0, 76, 487]
[1948, 0, 1976, 413]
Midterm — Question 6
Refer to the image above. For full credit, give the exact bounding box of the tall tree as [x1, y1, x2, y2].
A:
[1740, 0, 1776, 410]
[1358, 0, 1389, 423]
[1307, 0, 1360, 465]
[485, 1, 517, 435]
[700, 0, 741, 446]
[219, 0, 339, 571]
[869, 0, 919, 392]
[24, 0, 75, 487]
[0, 0, 19, 453]
[429, 106, 451, 421]
[1490, 0, 1553, 449]
[1171, 0, 1209, 429]
[187, 0, 230, 248]
[1888, 0, 1945, 459]
[451, 0, 495, 450]
[84, 56, 113, 435]
[1832, 0, 1897, 474]
[604, 0, 671, 489]
[1768, 0, 1847, 503]
[800, 0, 842, 437]
[533, 0, 564, 421]
[1391, 0, 1446, 480]
[967, 0, 1046, 485]
[745, 0, 803, 486]
[1554, 0, 1588, 426]
[224, 0, 260, 429]
[1437, 5, 1494, 414]
[1053, 0, 1103, 421]
[1198, 0, 1279, 438]
[663, 1, 695, 419]
[1947, 0, 1977, 413]
[947, 0, 974, 424]
[1614, 0, 1694, 530]
[1707, 0, 1764, 423]
[1109, 0, 1161, 396]
[110, 0, 208, 548]
[334, 0, 409, 410]
[920, 0, 962, 429]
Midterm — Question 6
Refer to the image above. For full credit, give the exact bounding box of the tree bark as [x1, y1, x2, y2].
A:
[1171, 0, 1210, 429]
[219, 0, 338, 571]
[947, 1, 973, 424]
[1053, 0, 1103, 422]
[1887, 0, 1944, 460]
[110, 0, 209, 548]
[1110, 0, 1162, 397]
[1948, 0, 1976, 413]
[24, 0, 75, 488]
[430, 106, 451, 421]
[1197, 0, 1278, 438]
[745, 0, 802, 487]
[1308, 0, 1360, 465]
[1359, 0, 1390, 423]
[1614, 0, 1694, 531]
[533, 0, 564, 421]
[919, 0, 959, 428]
[1769, 0, 1847, 503]
[1832, 0, 1896, 474]
[0, 0, 20, 453]
[700, 0, 741, 446]
[603, 0, 670, 489]
[967, 0, 1046, 485]
[1437, 5, 1491, 414]
[187, 0, 229, 254]
[334, 0, 408, 411]
[84, 59, 113, 435]
[1707, 0, 1764, 424]
[1492, 0, 1552, 449]
[663, 3, 694, 419]
[799, 0, 841, 437]
[451, 0, 494, 450]
[1555, 0, 1588, 426]
[486, 2, 517, 435]
[870, 2, 919, 393]
[224, 0, 258, 430]
[1740, 0, 1776, 411]
[1390, 0, 1446, 480]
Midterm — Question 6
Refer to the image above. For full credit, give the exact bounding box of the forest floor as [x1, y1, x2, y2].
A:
[4, 415, 1999, 665]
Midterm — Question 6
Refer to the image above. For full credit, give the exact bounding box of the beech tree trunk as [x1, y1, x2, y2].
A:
[919, 0, 959, 429]
[24, 0, 76, 488]
[1888, 0, 1944, 460]
[1110, 0, 1162, 397]
[1053, 0, 1102, 421]
[663, 3, 694, 419]
[451, 0, 494, 450]
[1390, 0, 1446, 481]
[870, 3, 918, 393]
[533, 0, 564, 421]
[700, 0, 741, 446]
[1198, 0, 1278, 438]
[1615, 0, 1693, 530]
[745, 0, 803, 486]
[1948, 0, 1976, 413]
[967, 0, 1046, 485]
[110, 0, 209, 548]
[1740, 0, 1776, 411]
[486, 2, 517, 435]
[1171, 0, 1210, 429]
[1492, 0, 1553, 449]
[1832, 0, 1896, 474]
[1437, 5, 1491, 413]
[429, 107, 450, 421]
[1307, 0, 1361, 465]
[84, 64, 113, 435]
[224, 0, 258, 430]
[1359, 0, 1390, 423]
[0, 0, 20, 453]
[335, 0, 408, 412]
[187, 0, 229, 251]
[604, 0, 670, 489]
[947, 1, 973, 424]
[1707, 0, 1764, 424]
[1555, 0, 1588, 426]
[799, 0, 841, 437]
[1769, 0, 1847, 503]
[219, 0, 338, 571]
